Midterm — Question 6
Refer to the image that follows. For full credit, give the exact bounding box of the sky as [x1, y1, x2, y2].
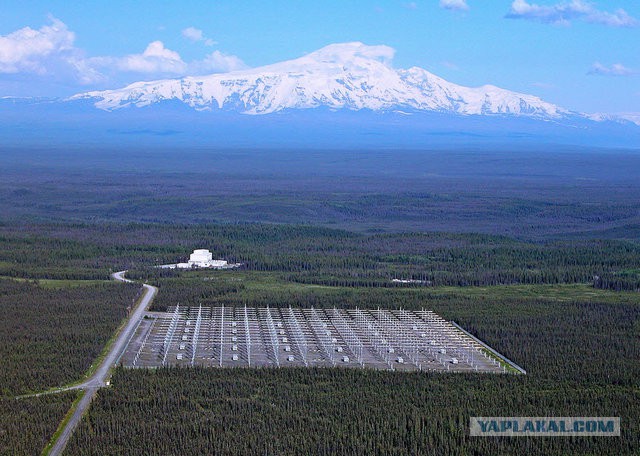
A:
[1, 0, 639, 114]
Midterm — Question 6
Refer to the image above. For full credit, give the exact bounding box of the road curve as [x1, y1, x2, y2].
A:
[48, 271, 157, 456]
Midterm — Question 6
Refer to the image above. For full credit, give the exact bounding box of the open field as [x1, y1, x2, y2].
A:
[0, 276, 108, 289]
[207, 271, 640, 304]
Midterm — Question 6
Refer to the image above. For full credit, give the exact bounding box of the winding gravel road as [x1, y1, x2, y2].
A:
[48, 271, 157, 456]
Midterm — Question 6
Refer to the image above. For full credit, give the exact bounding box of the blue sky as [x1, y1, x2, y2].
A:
[1, 0, 639, 114]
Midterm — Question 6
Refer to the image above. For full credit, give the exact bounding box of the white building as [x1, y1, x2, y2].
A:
[189, 249, 213, 266]
[175, 249, 228, 269]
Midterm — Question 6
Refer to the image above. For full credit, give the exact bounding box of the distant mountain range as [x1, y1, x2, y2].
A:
[72, 42, 571, 119]
[1, 43, 638, 149]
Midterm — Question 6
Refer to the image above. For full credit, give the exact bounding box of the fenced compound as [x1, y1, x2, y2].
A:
[121, 306, 516, 373]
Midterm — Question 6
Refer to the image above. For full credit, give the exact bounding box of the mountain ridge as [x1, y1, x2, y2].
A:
[70, 42, 572, 119]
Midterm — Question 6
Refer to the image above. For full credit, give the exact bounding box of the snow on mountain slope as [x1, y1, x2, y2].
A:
[589, 112, 640, 126]
[71, 42, 569, 118]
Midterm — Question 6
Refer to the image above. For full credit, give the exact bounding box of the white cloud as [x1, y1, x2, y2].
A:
[506, 0, 638, 27]
[0, 17, 75, 74]
[0, 18, 247, 91]
[193, 50, 247, 73]
[440, 0, 469, 11]
[441, 61, 460, 70]
[348, 43, 396, 63]
[588, 62, 636, 76]
[92, 41, 247, 76]
[117, 41, 187, 74]
[182, 27, 203, 41]
[182, 27, 216, 46]
[404, 2, 418, 10]
[65, 56, 107, 84]
[0, 17, 106, 85]
[312, 42, 396, 67]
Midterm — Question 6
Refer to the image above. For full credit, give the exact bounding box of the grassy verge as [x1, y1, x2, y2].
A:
[225, 271, 640, 305]
[224, 270, 635, 298]
[424, 282, 638, 302]
[0, 275, 107, 289]
[41, 390, 84, 456]
[75, 282, 147, 383]
[479, 348, 521, 374]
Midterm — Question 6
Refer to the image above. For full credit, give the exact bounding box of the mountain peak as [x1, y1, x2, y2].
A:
[71, 42, 570, 119]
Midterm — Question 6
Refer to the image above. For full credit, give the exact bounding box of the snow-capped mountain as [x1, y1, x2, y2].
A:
[71, 42, 569, 119]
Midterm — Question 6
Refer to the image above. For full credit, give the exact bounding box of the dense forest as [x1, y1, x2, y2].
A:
[0, 392, 77, 456]
[0, 219, 638, 454]
[0, 279, 140, 396]
[2, 150, 640, 238]
[66, 289, 640, 455]
[2, 222, 640, 290]
[593, 269, 640, 291]
[0, 278, 139, 456]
